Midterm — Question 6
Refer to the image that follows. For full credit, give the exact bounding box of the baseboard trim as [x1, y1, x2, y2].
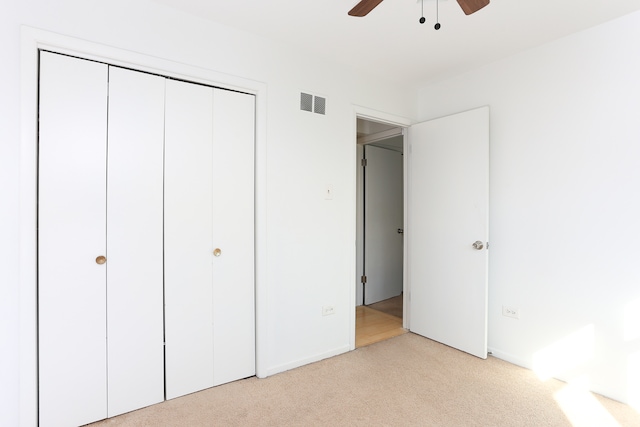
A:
[264, 345, 351, 378]
[487, 347, 532, 370]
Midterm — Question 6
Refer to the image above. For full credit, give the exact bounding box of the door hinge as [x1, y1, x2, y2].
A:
[361, 275, 367, 284]
[361, 158, 367, 167]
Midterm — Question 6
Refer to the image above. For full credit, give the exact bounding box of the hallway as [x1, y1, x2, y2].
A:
[355, 295, 406, 347]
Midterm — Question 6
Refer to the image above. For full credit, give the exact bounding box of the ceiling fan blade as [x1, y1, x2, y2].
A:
[348, 0, 384, 17]
[456, 0, 490, 15]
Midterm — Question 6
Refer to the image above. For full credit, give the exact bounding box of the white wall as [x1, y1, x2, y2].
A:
[417, 11, 640, 406]
[6, 0, 639, 423]
[0, 1, 415, 425]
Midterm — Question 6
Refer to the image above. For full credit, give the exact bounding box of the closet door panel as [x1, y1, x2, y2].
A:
[212, 89, 256, 386]
[106, 67, 166, 416]
[164, 79, 215, 399]
[38, 52, 109, 426]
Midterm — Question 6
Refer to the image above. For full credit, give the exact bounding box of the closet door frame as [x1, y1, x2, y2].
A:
[19, 27, 268, 427]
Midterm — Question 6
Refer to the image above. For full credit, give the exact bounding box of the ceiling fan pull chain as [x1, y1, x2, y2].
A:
[435, 0, 442, 30]
[419, 0, 426, 24]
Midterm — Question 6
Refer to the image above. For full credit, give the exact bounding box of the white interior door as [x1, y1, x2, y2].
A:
[211, 89, 256, 386]
[408, 106, 489, 359]
[106, 66, 165, 416]
[363, 144, 404, 305]
[39, 52, 256, 419]
[38, 52, 109, 427]
[164, 79, 216, 399]
[164, 82, 256, 398]
[356, 144, 364, 305]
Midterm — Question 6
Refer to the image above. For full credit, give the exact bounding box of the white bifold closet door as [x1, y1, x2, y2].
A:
[164, 80, 256, 399]
[105, 66, 165, 417]
[39, 51, 256, 425]
[39, 51, 110, 427]
[38, 52, 165, 426]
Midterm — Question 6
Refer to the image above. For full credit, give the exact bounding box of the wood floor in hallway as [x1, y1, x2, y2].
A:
[355, 305, 407, 348]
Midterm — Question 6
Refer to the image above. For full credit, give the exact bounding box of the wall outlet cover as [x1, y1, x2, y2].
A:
[502, 305, 520, 319]
[322, 306, 335, 316]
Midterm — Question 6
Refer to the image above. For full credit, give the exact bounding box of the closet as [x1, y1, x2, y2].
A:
[38, 52, 255, 427]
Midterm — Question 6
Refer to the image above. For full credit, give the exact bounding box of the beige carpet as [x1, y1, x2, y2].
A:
[91, 333, 640, 427]
[367, 294, 403, 319]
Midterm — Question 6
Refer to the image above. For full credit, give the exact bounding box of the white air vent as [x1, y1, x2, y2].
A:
[300, 92, 326, 115]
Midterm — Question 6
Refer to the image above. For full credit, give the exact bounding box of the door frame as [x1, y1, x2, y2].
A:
[351, 106, 412, 349]
[19, 26, 268, 426]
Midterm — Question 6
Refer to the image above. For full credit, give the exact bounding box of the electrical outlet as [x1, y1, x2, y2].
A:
[322, 306, 335, 316]
[502, 305, 520, 319]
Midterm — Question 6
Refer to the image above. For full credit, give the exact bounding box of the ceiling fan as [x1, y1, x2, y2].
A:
[348, 0, 489, 16]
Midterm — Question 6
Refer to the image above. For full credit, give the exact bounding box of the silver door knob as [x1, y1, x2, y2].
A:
[472, 241, 484, 250]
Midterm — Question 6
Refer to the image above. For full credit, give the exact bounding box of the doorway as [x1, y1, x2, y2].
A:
[351, 107, 489, 357]
[355, 118, 406, 347]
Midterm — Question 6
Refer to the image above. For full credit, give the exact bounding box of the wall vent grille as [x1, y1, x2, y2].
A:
[300, 92, 326, 115]
[314, 96, 326, 115]
[300, 92, 313, 112]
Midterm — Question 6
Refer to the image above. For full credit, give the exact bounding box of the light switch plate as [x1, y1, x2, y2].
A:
[324, 184, 333, 200]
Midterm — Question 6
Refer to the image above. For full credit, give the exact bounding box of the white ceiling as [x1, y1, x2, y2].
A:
[155, 0, 640, 88]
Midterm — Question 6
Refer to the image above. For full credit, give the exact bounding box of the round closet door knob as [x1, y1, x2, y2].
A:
[213, 248, 222, 257]
[96, 255, 107, 265]
[472, 241, 484, 250]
